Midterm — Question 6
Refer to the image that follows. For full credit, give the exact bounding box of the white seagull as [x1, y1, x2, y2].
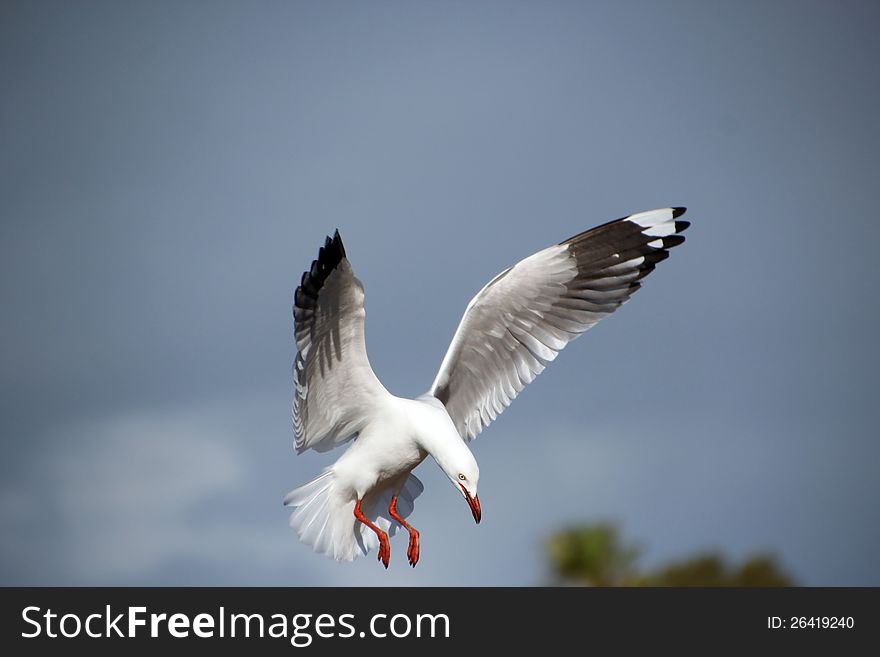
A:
[284, 207, 689, 567]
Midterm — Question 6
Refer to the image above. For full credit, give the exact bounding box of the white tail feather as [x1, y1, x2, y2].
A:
[284, 468, 424, 562]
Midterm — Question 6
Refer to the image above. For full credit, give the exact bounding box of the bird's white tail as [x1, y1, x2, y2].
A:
[283, 468, 424, 562]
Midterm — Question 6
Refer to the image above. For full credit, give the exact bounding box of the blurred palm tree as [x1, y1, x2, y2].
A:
[546, 524, 794, 586]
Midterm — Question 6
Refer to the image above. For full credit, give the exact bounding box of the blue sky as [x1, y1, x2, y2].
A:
[2, 0, 878, 585]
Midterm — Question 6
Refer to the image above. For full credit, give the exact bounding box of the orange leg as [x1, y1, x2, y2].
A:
[389, 496, 420, 567]
[354, 498, 390, 568]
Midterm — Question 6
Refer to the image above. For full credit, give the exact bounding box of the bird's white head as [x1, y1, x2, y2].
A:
[434, 440, 481, 524]
[414, 395, 482, 523]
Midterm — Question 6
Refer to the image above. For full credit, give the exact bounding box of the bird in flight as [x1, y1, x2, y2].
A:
[284, 208, 689, 568]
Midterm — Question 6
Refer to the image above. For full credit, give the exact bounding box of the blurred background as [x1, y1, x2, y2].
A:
[2, 0, 878, 586]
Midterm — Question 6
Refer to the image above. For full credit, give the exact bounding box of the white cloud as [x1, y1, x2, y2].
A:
[49, 408, 250, 579]
[0, 400, 300, 583]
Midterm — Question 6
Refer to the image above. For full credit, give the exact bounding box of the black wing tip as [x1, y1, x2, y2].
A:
[661, 234, 686, 249]
[325, 229, 346, 259]
[294, 230, 348, 309]
[317, 229, 346, 269]
[562, 207, 690, 246]
[644, 249, 670, 265]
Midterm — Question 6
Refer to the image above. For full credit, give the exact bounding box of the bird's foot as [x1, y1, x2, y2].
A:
[377, 534, 390, 568]
[406, 530, 420, 567]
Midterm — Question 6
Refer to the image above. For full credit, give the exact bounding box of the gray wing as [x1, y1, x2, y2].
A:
[292, 231, 389, 453]
[429, 208, 689, 441]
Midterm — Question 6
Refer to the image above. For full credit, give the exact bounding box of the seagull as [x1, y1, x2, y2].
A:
[284, 207, 689, 568]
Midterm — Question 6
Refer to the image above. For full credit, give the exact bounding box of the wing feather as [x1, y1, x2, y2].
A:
[292, 231, 388, 453]
[429, 208, 689, 440]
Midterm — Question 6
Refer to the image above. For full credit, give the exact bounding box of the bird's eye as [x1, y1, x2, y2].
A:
[458, 473, 466, 481]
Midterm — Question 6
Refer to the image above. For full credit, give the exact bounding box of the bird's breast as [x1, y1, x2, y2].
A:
[336, 429, 426, 494]
[369, 434, 427, 475]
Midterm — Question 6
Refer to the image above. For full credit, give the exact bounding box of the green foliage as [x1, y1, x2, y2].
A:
[545, 524, 794, 587]
[546, 523, 640, 586]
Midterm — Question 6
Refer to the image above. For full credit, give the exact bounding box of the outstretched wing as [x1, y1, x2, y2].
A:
[292, 231, 389, 453]
[429, 208, 689, 441]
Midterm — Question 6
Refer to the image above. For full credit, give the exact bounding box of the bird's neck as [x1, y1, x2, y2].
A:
[408, 395, 467, 456]
[415, 429, 452, 461]
[414, 420, 475, 476]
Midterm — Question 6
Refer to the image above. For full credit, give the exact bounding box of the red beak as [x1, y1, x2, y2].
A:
[460, 484, 481, 524]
